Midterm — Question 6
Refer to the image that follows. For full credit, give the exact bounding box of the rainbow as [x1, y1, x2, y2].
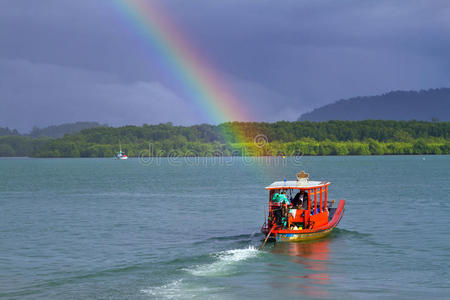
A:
[112, 0, 251, 131]
[111, 0, 282, 169]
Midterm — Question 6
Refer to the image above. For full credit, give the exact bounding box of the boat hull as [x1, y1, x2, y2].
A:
[275, 228, 334, 242]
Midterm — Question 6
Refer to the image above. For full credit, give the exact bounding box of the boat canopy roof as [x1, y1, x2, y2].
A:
[265, 180, 330, 190]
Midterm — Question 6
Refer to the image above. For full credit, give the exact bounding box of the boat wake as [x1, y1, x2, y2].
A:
[140, 233, 263, 297]
[185, 246, 259, 277]
[141, 246, 260, 298]
[140, 279, 224, 299]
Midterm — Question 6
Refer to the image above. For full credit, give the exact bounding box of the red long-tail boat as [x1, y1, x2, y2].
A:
[261, 171, 345, 243]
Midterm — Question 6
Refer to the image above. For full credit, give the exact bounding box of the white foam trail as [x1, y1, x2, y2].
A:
[141, 279, 222, 299]
[141, 279, 183, 299]
[186, 246, 259, 277]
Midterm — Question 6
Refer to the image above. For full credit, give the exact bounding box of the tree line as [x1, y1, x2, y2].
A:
[0, 120, 448, 157]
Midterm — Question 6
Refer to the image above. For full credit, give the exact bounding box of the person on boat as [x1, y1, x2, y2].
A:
[292, 192, 302, 208]
[292, 190, 308, 208]
[279, 204, 289, 228]
[301, 190, 309, 210]
[271, 192, 290, 228]
[279, 192, 290, 205]
[272, 192, 280, 203]
[272, 192, 290, 205]
[279, 192, 291, 228]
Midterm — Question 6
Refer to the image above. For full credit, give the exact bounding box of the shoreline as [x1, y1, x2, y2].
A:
[1, 154, 448, 159]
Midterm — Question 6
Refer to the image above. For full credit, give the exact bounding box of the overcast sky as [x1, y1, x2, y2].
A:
[1, 0, 450, 132]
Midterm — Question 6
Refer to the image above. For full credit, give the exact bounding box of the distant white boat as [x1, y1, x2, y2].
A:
[115, 144, 128, 160]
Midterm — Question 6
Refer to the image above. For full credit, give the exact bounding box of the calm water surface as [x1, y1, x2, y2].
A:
[0, 156, 449, 299]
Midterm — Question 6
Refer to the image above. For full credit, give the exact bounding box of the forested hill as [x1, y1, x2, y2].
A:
[299, 88, 450, 121]
[28, 122, 104, 138]
[0, 121, 449, 157]
[0, 127, 20, 136]
[30, 121, 450, 157]
[0, 122, 104, 138]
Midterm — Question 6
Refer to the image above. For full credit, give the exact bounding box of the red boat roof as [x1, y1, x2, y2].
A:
[265, 180, 330, 190]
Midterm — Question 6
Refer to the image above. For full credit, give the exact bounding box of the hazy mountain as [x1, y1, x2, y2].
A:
[299, 88, 450, 122]
[28, 122, 105, 138]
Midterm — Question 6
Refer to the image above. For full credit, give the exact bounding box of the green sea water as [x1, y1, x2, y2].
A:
[0, 156, 449, 299]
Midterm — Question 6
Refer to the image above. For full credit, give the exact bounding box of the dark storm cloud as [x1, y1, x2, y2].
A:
[0, 59, 199, 132]
[165, 0, 450, 102]
[1, 0, 449, 131]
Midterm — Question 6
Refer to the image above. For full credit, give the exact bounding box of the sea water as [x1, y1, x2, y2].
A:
[0, 156, 449, 299]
